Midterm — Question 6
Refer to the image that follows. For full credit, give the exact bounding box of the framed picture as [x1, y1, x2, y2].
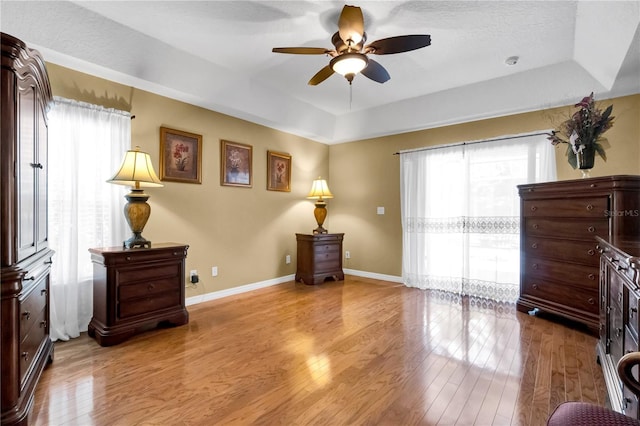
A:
[221, 140, 252, 187]
[159, 127, 202, 184]
[267, 151, 291, 192]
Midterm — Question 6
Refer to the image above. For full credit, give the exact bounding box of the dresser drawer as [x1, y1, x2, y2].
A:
[20, 278, 48, 341]
[526, 256, 599, 291]
[524, 237, 599, 265]
[119, 291, 180, 319]
[119, 277, 180, 301]
[106, 247, 187, 265]
[522, 280, 598, 315]
[19, 307, 47, 384]
[628, 290, 640, 342]
[117, 263, 180, 284]
[524, 218, 608, 240]
[523, 197, 609, 217]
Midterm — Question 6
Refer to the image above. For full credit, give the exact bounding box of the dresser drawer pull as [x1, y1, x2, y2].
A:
[173, 252, 179, 256]
[616, 327, 623, 338]
[126, 256, 132, 261]
[40, 320, 47, 328]
[586, 204, 594, 211]
[588, 297, 595, 305]
[619, 292, 624, 304]
[532, 284, 539, 290]
[41, 288, 47, 296]
[530, 206, 538, 212]
[624, 397, 632, 409]
[532, 263, 539, 270]
[24, 276, 35, 281]
[588, 273, 595, 280]
[590, 184, 597, 188]
[44, 259, 53, 265]
[587, 249, 595, 256]
[531, 243, 538, 249]
[587, 226, 595, 233]
[148, 284, 155, 291]
[532, 223, 539, 229]
[21, 351, 29, 361]
[22, 311, 31, 320]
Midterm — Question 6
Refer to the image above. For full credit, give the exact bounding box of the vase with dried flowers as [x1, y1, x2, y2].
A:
[546, 92, 614, 178]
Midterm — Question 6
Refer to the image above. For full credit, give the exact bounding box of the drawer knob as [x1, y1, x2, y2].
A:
[22, 311, 31, 320]
[41, 288, 47, 296]
[531, 243, 538, 249]
[21, 352, 29, 361]
[590, 184, 597, 188]
[587, 249, 595, 256]
[530, 206, 538, 212]
[40, 320, 47, 328]
[148, 284, 155, 291]
[616, 327, 623, 338]
[532, 223, 539, 230]
[588, 273, 595, 280]
[588, 297, 595, 305]
[586, 204, 594, 211]
[532, 263, 539, 270]
[588, 226, 595, 233]
[532, 284, 539, 290]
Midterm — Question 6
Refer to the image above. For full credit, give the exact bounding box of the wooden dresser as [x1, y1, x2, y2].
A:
[517, 176, 640, 333]
[295, 233, 345, 285]
[1, 33, 54, 425]
[88, 243, 189, 346]
[596, 237, 640, 418]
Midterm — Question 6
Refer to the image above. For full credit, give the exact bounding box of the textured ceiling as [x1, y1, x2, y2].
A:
[2, 1, 639, 144]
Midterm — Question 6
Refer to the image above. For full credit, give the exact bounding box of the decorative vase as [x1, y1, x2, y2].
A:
[576, 147, 595, 178]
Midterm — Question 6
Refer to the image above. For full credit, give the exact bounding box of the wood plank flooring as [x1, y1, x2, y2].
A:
[31, 275, 607, 425]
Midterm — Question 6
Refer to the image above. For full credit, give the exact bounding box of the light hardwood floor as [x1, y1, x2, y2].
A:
[31, 275, 606, 425]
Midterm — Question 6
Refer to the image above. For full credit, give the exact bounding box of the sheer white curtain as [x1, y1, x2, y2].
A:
[400, 133, 556, 303]
[48, 97, 129, 341]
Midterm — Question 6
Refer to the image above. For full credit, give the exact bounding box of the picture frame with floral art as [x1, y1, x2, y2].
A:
[267, 151, 292, 192]
[159, 127, 202, 184]
[221, 140, 252, 188]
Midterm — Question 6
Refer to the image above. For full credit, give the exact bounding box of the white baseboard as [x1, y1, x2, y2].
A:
[185, 270, 404, 307]
[185, 274, 295, 306]
[343, 268, 403, 283]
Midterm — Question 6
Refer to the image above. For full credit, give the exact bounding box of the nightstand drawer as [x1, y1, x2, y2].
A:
[314, 243, 340, 254]
[119, 277, 179, 301]
[524, 218, 608, 240]
[117, 263, 180, 284]
[119, 291, 180, 319]
[523, 197, 608, 217]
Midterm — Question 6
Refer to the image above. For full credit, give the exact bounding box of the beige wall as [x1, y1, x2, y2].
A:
[48, 62, 639, 290]
[329, 94, 640, 276]
[47, 63, 330, 298]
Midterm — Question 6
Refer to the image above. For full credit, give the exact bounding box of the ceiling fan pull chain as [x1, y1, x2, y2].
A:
[349, 83, 353, 110]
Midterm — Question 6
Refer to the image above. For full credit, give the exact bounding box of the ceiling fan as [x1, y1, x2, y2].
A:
[272, 5, 431, 86]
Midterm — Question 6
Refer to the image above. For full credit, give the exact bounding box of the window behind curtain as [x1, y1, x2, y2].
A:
[400, 133, 556, 303]
[48, 97, 129, 341]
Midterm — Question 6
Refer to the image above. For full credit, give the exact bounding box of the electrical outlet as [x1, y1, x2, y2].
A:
[285, 254, 291, 264]
[190, 269, 197, 277]
[212, 266, 218, 277]
[345, 250, 351, 259]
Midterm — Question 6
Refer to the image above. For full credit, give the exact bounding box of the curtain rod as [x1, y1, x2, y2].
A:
[393, 130, 552, 155]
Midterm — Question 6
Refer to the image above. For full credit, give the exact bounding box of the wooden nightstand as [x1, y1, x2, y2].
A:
[295, 233, 345, 285]
[88, 243, 189, 346]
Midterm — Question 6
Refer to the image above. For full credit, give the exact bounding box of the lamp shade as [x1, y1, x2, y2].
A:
[108, 147, 164, 188]
[330, 53, 368, 76]
[307, 178, 334, 200]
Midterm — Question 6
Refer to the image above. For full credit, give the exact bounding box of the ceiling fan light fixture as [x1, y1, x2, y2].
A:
[330, 53, 369, 77]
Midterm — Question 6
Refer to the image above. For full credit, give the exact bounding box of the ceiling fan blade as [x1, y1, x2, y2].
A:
[308, 65, 335, 86]
[272, 47, 330, 55]
[361, 59, 390, 84]
[365, 35, 431, 55]
[338, 5, 365, 45]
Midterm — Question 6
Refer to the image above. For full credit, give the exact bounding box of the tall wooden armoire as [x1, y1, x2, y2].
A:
[1, 32, 55, 425]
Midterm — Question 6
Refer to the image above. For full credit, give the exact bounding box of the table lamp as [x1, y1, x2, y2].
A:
[108, 146, 163, 248]
[307, 177, 334, 234]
